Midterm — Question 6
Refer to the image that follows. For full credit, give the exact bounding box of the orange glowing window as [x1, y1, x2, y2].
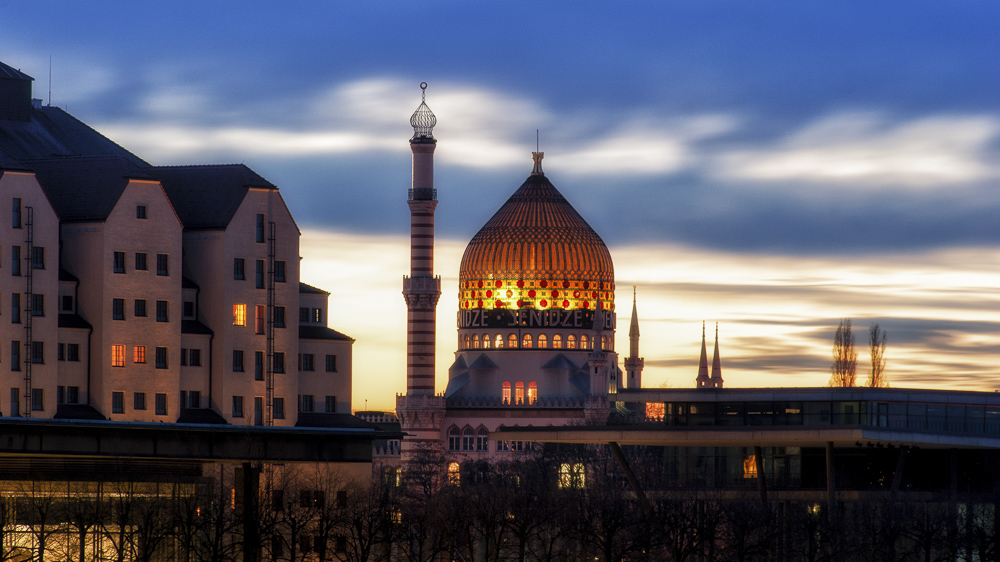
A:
[448, 462, 460, 486]
[553, 334, 563, 349]
[527, 382, 537, 404]
[507, 333, 518, 348]
[522, 334, 533, 348]
[537, 334, 548, 348]
[502, 382, 511, 404]
[134, 345, 146, 364]
[515, 381, 524, 404]
[601, 336, 608, 350]
[255, 306, 265, 334]
[495, 334, 503, 348]
[645, 402, 665, 419]
[111, 344, 125, 367]
[233, 304, 246, 326]
[567, 335, 577, 349]
[463, 335, 470, 348]
[482, 333, 491, 349]
[473, 334, 480, 349]
[580, 335, 589, 349]
[743, 454, 758, 479]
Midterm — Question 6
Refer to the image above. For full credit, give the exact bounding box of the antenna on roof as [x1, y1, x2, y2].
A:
[536, 129, 539, 152]
[48, 55, 52, 107]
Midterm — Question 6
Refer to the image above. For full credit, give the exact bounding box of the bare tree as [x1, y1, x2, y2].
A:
[830, 318, 858, 387]
[867, 323, 888, 388]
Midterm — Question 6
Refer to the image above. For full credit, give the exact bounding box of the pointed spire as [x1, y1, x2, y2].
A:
[696, 321, 710, 387]
[410, 82, 436, 140]
[629, 287, 640, 338]
[711, 322, 724, 388]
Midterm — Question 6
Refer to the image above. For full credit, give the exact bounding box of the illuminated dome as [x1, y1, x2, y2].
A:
[459, 153, 615, 313]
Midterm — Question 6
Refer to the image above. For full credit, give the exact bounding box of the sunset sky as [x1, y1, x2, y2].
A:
[3, 1, 999, 411]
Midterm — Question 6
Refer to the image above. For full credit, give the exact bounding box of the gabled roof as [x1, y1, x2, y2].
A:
[27, 156, 153, 222]
[0, 105, 148, 166]
[0, 62, 32, 81]
[147, 164, 275, 230]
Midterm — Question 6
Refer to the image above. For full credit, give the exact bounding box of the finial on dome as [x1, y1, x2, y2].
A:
[410, 82, 436, 140]
[531, 151, 544, 175]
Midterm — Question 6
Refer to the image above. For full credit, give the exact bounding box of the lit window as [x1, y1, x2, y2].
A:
[558, 463, 586, 489]
[522, 334, 532, 348]
[502, 381, 511, 404]
[567, 334, 576, 349]
[515, 382, 524, 405]
[743, 454, 758, 479]
[482, 333, 490, 349]
[553, 334, 563, 349]
[447, 462, 460, 486]
[507, 333, 518, 348]
[538, 334, 547, 348]
[134, 345, 146, 364]
[580, 335, 589, 349]
[111, 345, 125, 367]
[233, 304, 246, 326]
[601, 336, 608, 350]
[473, 334, 480, 348]
[527, 382, 537, 404]
[495, 334, 503, 348]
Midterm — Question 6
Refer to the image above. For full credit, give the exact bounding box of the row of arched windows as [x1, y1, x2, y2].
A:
[462, 333, 609, 350]
[447, 426, 489, 452]
[502, 381, 537, 405]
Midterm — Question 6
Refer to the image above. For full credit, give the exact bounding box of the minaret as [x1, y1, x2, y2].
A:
[402, 82, 441, 396]
[695, 322, 711, 388]
[710, 323, 724, 388]
[623, 287, 644, 389]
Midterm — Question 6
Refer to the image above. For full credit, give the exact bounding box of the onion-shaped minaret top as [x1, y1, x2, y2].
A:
[410, 82, 437, 140]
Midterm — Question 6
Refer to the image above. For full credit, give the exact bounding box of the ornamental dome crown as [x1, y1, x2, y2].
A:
[410, 82, 436, 140]
[459, 153, 615, 313]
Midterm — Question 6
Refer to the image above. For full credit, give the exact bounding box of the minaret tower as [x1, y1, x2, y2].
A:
[710, 323, 724, 388]
[696, 322, 711, 388]
[403, 82, 441, 395]
[624, 287, 644, 389]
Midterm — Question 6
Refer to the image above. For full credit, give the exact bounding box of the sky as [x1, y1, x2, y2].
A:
[3, 1, 1000, 411]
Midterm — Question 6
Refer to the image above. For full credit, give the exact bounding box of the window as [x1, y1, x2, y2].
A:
[188, 391, 200, 409]
[274, 261, 286, 282]
[232, 350, 244, 372]
[299, 353, 314, 371]
[325, 355, 337, 372]
[508, 333, 518, 348]
[447, 462, 460, 486]
[58, 343, 65, 361]
[31, 341, 43, 364]
[233, 396, 244, 417]
[156, 300, 168, 322]
[553, 334, 562, 349]
[233, 304, 246, 326]
[299, 307, 309, 322]
[580, 334, 589, 349]
[567, 335, 577, 349]
[155, 393, 167, 415]
[11, 246, 20, 276]
[255, 351, 264, 381]
[156, 254, 168, 276]
[273, 397, 285, 419]
[234, 258, 245, 280]
[111, 345, 125, 367]
[522, 334, 533, 348]
[602, 336, 608, 350]
[312, 308, 322, 323]
[136, 205, 147, 219]
[57, 386, 66, 404]
[31, 247, 44, 269]
[448, 427, 460, 450]
[502, 382, 511, 404]
[135, 252, 147, 271]
[476, 427, 489, 451]
[274, 306, 285, 328]
[182, 348, 189, 366]
[12, 198, 21, 228]
[183, 301, 195, 318]
[10, 341, 19, 371]
[9, 388, 18, 416]
[67, 386, 79, 404]
[155, 347, 168, 369]
[559, 463, 586, 489]
[134, 392, 146, 410]
[273, 352, 285, 374]
[473, 334, 480, 348]
[255, 305, 264, 334]
[325, 396, 336, 413]
[135, 299, 147, 317]
[189, 349, 201, 367]
[67, 344, 79, 362]
[61, 295, 73, 312]
[31, 388, 43, 411]
[256, 214, 265, 243]
[31, 294, 43, 317]
[528, 382, 538, 404]
[462, 427, 474, 451]
[112, 298, 125, 320]
[134, 345, 146, 364]
[515, 382, 525, 404]
[255, 260, 264, 288]
[299, 394, 314, 413]
[495, 334, 503, 348]
[113, 251, 125, 274]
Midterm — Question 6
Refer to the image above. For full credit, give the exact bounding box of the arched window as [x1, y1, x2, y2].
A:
[462, 427, 475, 451]
[522, 333, 533, 348]
[448, 462, 460, 486]
[580, 334, 589, 349]
[448, 427, 461, 451]
[515, 382, 524, 404]
[558, 463, 586, 489]
[553, 334, 563, 349]
[482, 333, 491, 348]
[527, 382, 537, 404]
[463, 335, 470, 349]
[502, 381, 511, 404]
[601, 336, 608, 350]
[495, 334, 504, 348]
[473, 334, 480, 349]
[538, 334, 548, 348]
[476, 427, 489, 451]
[508, 333, 518, 348]
[567, 334, 577, 349]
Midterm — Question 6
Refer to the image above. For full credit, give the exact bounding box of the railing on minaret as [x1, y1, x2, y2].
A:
[402, 82, 441, 396]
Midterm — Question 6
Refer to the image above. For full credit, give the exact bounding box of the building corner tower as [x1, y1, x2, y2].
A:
[624, 287, 644, 389]
[397, 83, 445, 458]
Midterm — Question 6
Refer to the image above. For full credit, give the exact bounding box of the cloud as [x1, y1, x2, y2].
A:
[717, 112, 1000, 186]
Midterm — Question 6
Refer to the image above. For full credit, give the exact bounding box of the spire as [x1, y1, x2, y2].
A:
[628, 287, 640, 357]
[696, 321, 710, 388]
[624, 286, 645, 390]
[531, 151, 544, 175]
[711, 323, 724, 388]
[409, 82, 436, 140]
